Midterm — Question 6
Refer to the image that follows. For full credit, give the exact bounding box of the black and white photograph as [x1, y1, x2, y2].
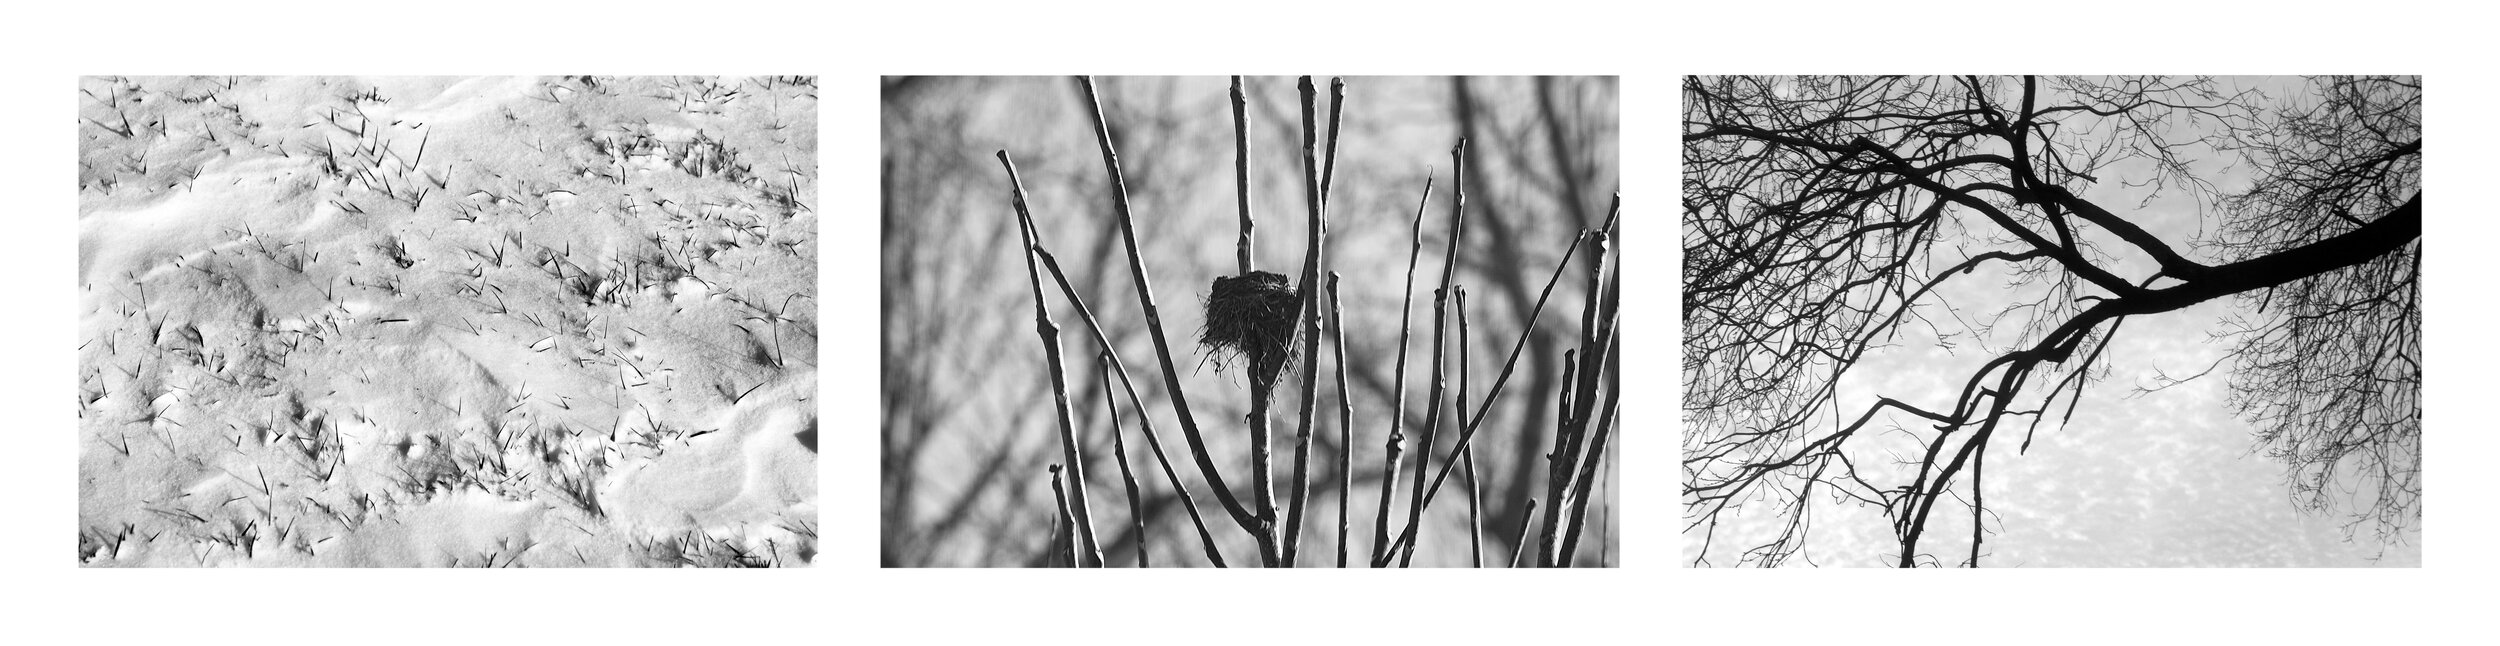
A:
[18, 3, 2500, 644]
[882, 76, 1619, 567]
[1681, 76, 2421, 567]
[76, 76, 819, 567]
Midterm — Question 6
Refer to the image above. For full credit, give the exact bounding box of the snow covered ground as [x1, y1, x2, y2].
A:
[77, 76, 817, 567]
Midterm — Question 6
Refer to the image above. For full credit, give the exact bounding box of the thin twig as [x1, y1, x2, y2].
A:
[1032, 249, 1227, 567]
[1072, 77, 1260, 539]
[1383, 229, 1589, 564]
[1463, 447, 1483, 567]
[1371, 171, 1434, 566]
[1327, 272, 1354, 568]
[1538, 349, 1580, 567]
[1543, 198, 1617, 567]
[1250, 360, 1279, 565]
[1550, 244, 1630, 565]
[999, 150, 1100, 567]
[1282, 76, 1342, 567]
[1098, 353, 1150, 568]
[1232, 75, 1254, 276]
[1457, 288, 1482, 567]
[1556, 259, 1621, 565]
[1970, 428, 1986, 568]
[1507, 498, 1539, 568]
[1049, 465, 1077, 568]
[1320, 77, 1345, 204]
[1395, 140, 1470, 568]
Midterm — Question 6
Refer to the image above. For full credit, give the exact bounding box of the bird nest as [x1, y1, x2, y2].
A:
[1199, 271, 1299, 393]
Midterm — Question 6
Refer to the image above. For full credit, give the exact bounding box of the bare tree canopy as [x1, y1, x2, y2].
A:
[1682, 76, 2420, 567]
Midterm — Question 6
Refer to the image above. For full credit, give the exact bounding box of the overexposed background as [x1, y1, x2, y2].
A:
[1687, 77, 2422, 567]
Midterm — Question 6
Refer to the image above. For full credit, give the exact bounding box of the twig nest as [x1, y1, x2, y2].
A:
[1200, 271, 1298, 393]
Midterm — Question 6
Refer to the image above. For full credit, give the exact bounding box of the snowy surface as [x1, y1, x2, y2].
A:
[77, 76, 817, 567]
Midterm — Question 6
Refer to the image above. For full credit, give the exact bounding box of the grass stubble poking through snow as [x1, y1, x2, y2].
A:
[76, 76, 818, 567]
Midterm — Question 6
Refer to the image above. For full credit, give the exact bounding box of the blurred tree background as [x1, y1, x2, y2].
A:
[882, 76, 1616, 567]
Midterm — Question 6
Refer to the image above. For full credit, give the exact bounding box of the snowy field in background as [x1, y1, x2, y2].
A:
[77, 76, 817, 567]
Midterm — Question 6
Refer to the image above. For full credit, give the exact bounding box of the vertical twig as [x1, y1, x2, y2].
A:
[1556, 357, 1617, 565]
[1537, 350, 1580, 567]
[1970, 434, 1986, 568]
[1240, 78, 1284, 566]
[1457, 288, 1482, 567]
[1072, 77, 1261, 540]
[1393, 140, 1469, 568]
[1548, 196, 1619, 567]
[1327, 272, 1354, 568]
[1507, 498, 1539, 568]
[1371, 172, 1434, 566]
[1097, 353, 1150, 568]
[999, 150, 1100, 568]
[1049, 465, 1078, 568]
[1463, 447, 1483, 567]
[1600, 440, 1614, 567]
[1560, 242, 1620, 565]
[1320, 77, 1345, 203]
[1249, 359, 1279, 565]
[1232, 75, 1254, 276]
[1282, 76, 1342, 567]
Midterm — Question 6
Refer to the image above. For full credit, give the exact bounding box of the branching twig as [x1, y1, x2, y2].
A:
[1556, 253, 1620, 565]
[1385, 228, 1588, 565]
[1282, 76, 1343, 567]
[1072, 77, 1261, 542]
[999, 151, 1100, 568]
[1033, 243, 1228, 567]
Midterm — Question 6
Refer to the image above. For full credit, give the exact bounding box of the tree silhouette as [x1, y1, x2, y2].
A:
[1682, 76, 2419, 567]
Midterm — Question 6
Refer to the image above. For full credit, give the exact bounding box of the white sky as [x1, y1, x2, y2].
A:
[1697, 77, 2420, 567]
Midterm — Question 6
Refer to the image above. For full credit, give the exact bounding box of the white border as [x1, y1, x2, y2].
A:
[3, 1, 2488, 644]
